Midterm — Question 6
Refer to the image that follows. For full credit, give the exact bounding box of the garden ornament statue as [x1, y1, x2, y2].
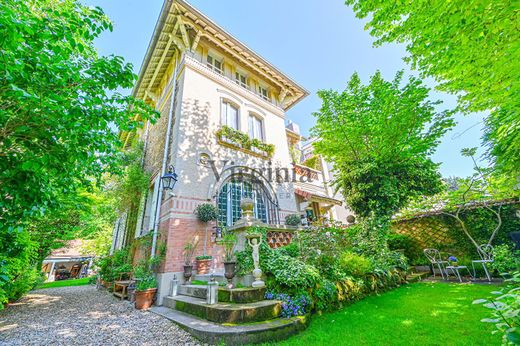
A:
[247, 233, 265, 288]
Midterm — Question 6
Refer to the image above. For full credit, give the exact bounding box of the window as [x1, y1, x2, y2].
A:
[221, 100, 239, 130]
[207, 54, 222, 74]
[217, 177, 270, 226]
[248, 114, 264, 141]
[235, 71, 247, 88]
[140, 178, 159, 236]
[258, 85, 269, 101]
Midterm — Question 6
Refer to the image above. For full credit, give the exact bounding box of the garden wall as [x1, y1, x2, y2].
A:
[391, 202, 520, 265]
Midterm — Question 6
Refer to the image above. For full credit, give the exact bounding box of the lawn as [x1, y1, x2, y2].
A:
[37, 277, 92, 289]
[276, 282, 502, 346]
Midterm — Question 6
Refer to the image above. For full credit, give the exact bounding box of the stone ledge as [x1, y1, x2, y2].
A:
[151, 306, 309, 345]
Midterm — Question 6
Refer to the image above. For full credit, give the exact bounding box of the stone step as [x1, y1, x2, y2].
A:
[407, 271, 430, 283]
[177, 285, 266, 303]
[163, 295, 281, 324]
[178, 285, 207, 299]
[193, 273, 227, 284]
[151, 306, 309, 345]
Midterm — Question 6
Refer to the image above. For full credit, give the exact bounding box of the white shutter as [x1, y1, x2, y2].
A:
[147, 176, 160, 234]
[135, 192, 147, 238]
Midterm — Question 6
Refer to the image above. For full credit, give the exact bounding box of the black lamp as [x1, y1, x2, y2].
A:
[161, 165, 178, 190]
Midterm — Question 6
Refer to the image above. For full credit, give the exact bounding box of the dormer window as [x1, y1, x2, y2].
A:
[235, 71, 247, 88]
[207, 54, 222, 74]
[258, 85, 269, 101]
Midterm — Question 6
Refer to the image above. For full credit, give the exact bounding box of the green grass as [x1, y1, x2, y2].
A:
[38, 277, 92, 289]
[276, 282, 502, 346]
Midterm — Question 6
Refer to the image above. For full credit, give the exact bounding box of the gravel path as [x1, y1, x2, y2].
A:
[0, 285, 200, 346]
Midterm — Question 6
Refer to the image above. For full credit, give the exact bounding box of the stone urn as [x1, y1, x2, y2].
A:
[240, 198, 254, 220]
[183, 264, 193, 282]
[223, 261, 237, 285]
[134, 288, 157, 310]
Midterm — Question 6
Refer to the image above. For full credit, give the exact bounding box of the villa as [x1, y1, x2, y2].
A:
[111, 0, 353, 305]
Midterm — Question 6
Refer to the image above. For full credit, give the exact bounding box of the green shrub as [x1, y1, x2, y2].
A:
[387, 232, 422, 264]
[266, 253, 320, 289]
[95, 247, 132, 282]
[194, 203, 218, 223]
[314, 279, 338, 311]
[340, 252, 373, 277]
[285, 214, 301, 226]
[491, 245, 520, 274]
[134, 259, 158, 291]
[278, 242, 300, 258]
[195, 255, 213, 260]
[4, 267, 41, 302]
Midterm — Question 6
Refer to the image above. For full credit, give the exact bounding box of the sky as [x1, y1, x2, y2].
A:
[85, 0, 487, 178]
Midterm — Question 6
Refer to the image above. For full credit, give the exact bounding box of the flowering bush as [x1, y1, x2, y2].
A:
[265, 292, 312, 317]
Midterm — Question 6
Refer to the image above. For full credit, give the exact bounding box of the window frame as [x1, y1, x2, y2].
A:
[248, 112, 265, 142]
[207, 53, 223, 74]
[235, 70, 248, 88]
[220, 99, 240, 131]
[257, 85, 269, 101]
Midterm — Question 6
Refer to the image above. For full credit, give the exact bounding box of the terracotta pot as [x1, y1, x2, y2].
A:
[196, 259, 212, 274]
[134, 288, 157, 310]
[224, 261, 237, 285]
[183, 265, 193, 282]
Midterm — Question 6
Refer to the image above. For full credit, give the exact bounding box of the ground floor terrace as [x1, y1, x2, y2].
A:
[0, 281, 501, 345]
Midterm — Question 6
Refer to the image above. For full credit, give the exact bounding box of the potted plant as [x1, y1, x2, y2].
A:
[194, 203, 219, 255]
[448, 255, 459, 267]
[194, 203, 218, 273]
[195, 255, 213, 275]
[133, 259, 158, 310]
[183, 242, 196, 282]
[221, 232, 237, 286]
[285, 214, 302, 226]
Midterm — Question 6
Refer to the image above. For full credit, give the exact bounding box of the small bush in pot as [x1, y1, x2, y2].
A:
[194, 203, 218, 257]
[285, 214, 302, 226]
[195, 255, 213, 275]
[133, 247, 165, 310]
[183, 241, 197, 282]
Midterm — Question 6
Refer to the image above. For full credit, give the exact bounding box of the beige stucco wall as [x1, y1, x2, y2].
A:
[167, 56, 299, 216]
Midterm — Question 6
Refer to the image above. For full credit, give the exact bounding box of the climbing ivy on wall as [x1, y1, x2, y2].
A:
[392, 203, 520, 265]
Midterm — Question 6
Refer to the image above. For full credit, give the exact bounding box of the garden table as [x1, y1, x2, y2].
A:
[445, 265, 473, 282]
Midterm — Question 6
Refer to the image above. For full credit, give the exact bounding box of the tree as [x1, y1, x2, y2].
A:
[0, 0, 157, 306]
[400, 147, 519, 252]
[312, 71, 453, 240]
[344, 0, 519, 175]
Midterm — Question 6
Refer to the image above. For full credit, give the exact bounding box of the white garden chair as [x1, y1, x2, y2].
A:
[472, 244, 494, 282]
[423, 248, 448, 279]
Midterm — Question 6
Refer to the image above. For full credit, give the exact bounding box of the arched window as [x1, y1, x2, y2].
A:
[216, 175, 279, 227]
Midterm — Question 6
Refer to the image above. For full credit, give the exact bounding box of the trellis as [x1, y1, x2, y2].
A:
[391, 201, 520, 260]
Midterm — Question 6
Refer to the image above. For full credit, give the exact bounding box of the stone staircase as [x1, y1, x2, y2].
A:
[151, 277, 308, 345]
